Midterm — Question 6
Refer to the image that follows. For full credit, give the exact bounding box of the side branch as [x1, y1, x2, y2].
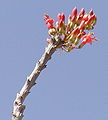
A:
[12, 36, 62, 120]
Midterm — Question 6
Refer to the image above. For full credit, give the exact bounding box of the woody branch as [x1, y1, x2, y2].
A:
[12, 36, 62, 120]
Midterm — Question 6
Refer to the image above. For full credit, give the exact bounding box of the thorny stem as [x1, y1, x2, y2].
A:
[12, 36, 62, 120]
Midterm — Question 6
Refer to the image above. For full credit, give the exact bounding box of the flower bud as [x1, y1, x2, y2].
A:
[78, 8, 85, 17]
[57, 13, 65, 22]
[72, 7, 77, 17]
[81, 32, 96, 45]
[85, 15, 93, 25]
[61, 13, 65, 21]
[89, 9, 94, 16]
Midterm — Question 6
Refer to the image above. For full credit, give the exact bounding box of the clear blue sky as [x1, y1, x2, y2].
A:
[0, 0, 108, 120]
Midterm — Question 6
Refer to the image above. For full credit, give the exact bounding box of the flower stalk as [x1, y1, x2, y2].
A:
[12, 7, 98, 120]
[12, 36, 62, 120]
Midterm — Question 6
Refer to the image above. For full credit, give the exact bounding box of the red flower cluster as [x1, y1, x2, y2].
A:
[44, 7, 97, 52]
[44, 14, 54, 29]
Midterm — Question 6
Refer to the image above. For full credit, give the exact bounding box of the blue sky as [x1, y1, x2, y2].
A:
[0, 0, 108, 120]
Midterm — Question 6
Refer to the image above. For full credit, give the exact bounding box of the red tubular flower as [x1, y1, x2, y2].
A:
[47, 23, 54, 29]
[44, 8, 97, 51]
[72, 7, 77, 17]
[77, 33, 97, 49]
[57, 13, 65, 22]
[81, 33, 96, 44]
[45, 18, 54, 24]
[78, 14, 88, 30]
[78, 8, 85, 17]
[76, 8, 85, 24]
[44, 14, 54, 29]
[71, 7, 77, 21]
[57, 13, 65, 28]
[85, 16, 94, 25]
[89, 9, 94, 16]
[85, 14, 96, 25]
[45, 18, 54, 29]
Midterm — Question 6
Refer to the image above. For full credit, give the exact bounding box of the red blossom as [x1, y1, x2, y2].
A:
[57, 13, 65, 22]
[81, 33, 96, 44]
[78, 8, 85, 17]
[44, 17, 54, 29]
[79, 14, 92, 29]
[44, 7, 97, 51]
[45, 18, 54, 24]
[71, 7, 77, 21]
[57, 13, 65, 27]
[85, 14, 96, 25]
[72, 7, 77, 17]
[44, 14, 54, 29]
[89, 9, 94, 16]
